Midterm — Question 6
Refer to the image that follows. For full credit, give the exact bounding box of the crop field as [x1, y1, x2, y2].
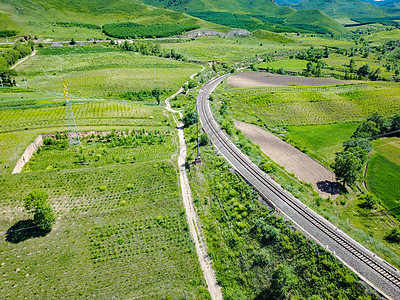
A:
[372, 137, 400, 165]
[220, 82, 400, 127]
[0, 133, 208, 299]
[284, 122, 360, 166]
[0, 100, 167, 133]
[366, 153, 400, 220]
[15, 46, 202, 98]
[257, 59, 308, 72]
[162, 35, 308, 63]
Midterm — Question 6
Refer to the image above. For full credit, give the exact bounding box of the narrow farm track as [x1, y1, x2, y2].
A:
[197, 74, 400, 300]
[11, 50, 36, 70]
[165, 84, 223, 300]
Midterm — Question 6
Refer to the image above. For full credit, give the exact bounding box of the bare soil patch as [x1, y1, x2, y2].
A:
[235, 121, 340, 198]
[228, 72, 362, 87]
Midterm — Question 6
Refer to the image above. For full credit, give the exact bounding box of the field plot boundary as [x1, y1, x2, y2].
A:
[234, 121, 340, 198]
[227, 71, 364, 87]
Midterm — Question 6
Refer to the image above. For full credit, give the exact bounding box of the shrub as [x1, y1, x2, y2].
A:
[24, 190, 55, 231]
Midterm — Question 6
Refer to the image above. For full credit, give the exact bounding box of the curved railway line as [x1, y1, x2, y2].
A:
[197, 74, 400, 299]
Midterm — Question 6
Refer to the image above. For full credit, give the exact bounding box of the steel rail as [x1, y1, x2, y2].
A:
[197, 74, 400, 299]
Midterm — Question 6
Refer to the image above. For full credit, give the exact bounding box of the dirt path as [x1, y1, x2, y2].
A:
[165, 81, 223, 300]
[11, 50, 37, 70]
[235, 121, 340, 199]
[228, 72, 363, 87]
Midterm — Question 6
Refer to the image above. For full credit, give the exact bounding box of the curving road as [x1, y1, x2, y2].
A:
[197, 74, 400, 300]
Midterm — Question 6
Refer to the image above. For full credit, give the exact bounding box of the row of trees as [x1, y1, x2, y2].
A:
[103, 22, 199, 39]
[120, 40, 185, 60]
[0, 41, 34, 86]
[332, 113, 400, 186]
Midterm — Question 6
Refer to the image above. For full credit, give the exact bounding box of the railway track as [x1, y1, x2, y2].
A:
[197, 74, 400, 299]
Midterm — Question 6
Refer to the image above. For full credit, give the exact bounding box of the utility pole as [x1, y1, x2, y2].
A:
[63, 78, 81, 147]
[24, 76, 27, 89]
[195, 103, 202, 165]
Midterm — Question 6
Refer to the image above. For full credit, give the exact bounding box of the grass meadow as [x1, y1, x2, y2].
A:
[284, 122, 360, 166]
[366, 153, 400, 220]
[366, 138, 400, 219]
[15, 45, 202, 99]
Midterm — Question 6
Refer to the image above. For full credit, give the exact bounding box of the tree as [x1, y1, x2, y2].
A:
[270, 265, 297, 299]
[182, 108, 197, 127]
[0, 69, 18, 86]
[352, 120, 380, 138]
[349, 58, 355, 73]
[24, 190, 55, 231]
[391, 114, 400, 132]
[359, 192, 377, 209]
[70, 38, 76, 45]
[357, 64, 370, 77]
[386, 227, 400, 243]
[331, 148, 364, 186]
[151, 88, 161, 105]
[199, 133, 209, 146]
[323, 46, 329, 58]
[343, 138, 372, 152]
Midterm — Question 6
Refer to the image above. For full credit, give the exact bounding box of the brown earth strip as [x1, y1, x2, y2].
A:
[235, 121, 340, 199]
[228, 72, 362, 87]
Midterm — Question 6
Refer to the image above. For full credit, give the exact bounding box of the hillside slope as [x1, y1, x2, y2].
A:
[143, 0, 348, 34]
[0, 0, 221, 39]
[294, 0, 387, 18]
[142, 0, 295, 15]
[285, 9, 347, 34]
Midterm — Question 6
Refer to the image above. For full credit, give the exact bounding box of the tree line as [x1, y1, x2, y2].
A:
[103, 22, 199, 39]
[332, 113, 400, 186]
[0, 41, 34, 86]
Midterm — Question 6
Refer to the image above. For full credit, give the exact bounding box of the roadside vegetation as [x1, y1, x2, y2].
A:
[207, 76, 400, 271]
[1, 1, 400, 298]
[182, 110, 378, 299]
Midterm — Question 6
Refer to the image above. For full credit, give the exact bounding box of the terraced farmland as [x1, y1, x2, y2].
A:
[0, 134, 208, 299]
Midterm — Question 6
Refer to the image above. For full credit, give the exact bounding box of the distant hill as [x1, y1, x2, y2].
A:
[274, 0, 303, 4]
[143, 0, 348, 34]
[294, 0, 387, 18]
[379, 0, 400, 8]
[285, 9, 347, 34]
[360, 0, 400, 6]
[141, 0, 295, 15]
[0, 0, 220, 39]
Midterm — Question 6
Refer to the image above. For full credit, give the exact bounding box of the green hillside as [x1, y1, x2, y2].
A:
[142, 0, 348, 35]
[0, 0, 220, 39]
[285, 9, 348, 35]
[142, 0, 295, 15]
[294, 0, 389, 19]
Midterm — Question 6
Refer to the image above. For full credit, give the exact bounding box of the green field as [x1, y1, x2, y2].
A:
[366, 152, 400, 219]
[15, 45, 202, 99]
[220, 82, 400, 127]
[161, 35, 307, 63]
[257, 59, 309, 72]
[373, 137, 400, 165]
[0, 133, 208, 299]
[284, 122, 360, 166]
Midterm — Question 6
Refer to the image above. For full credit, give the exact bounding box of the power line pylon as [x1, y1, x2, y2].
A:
[63, 78, 81, 147]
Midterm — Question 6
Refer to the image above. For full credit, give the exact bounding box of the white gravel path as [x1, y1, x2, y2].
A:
[165, 83, 223, 300]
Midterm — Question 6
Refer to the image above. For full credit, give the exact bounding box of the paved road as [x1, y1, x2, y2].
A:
[197, 74, 400, 300]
